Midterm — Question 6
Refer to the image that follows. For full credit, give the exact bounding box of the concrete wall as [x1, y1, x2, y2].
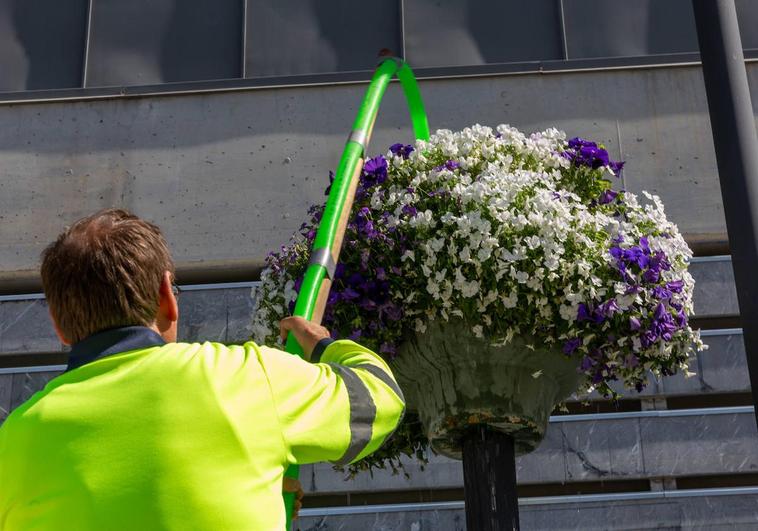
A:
[2, 63, 757, 287]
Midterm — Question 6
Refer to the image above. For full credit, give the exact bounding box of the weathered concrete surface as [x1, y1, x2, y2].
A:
[3, 64, 756, 284]
[297, 408, 758, 494]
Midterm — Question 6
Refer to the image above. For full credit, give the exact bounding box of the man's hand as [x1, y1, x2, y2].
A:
[283, 477, 304, 520]
[279, 316, 331, 359]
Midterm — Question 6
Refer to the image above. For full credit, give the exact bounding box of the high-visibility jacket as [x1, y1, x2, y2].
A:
[0, 326, 405, 530]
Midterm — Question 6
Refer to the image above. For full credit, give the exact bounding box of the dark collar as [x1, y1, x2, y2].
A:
[66, 326, 166, 373]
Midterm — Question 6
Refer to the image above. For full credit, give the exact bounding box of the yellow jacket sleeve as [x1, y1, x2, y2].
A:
[253, 339, 405, 466]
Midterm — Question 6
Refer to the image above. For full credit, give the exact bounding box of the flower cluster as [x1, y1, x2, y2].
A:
[251, 124, 704, 472]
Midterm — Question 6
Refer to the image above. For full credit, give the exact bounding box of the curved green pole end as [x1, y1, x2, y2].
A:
[282, 58, 429, 528]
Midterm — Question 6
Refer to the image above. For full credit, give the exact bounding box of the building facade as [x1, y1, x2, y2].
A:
[2, 1, 758, 529]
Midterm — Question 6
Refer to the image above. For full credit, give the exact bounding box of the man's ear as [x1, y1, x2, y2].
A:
[158, 271, 179, 325]
[49, 308, 71, 346]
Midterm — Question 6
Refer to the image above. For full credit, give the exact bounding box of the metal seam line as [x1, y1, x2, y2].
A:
[550, 405, 753, 423]
[0, 365, 68, 375]
[308, 248, 336, 280]
[398, 0, 406, 60]
[298, 486, 758, 517]
[326, 363, 376, 465]
[240, 0, 248, 78]
[0, 282, 261, 301]
[81, 0, 94, 87]
[689, 255, 730, 263]
[558, 0, 569, 60]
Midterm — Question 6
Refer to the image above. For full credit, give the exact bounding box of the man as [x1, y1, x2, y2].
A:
[0, 209, 405, 530]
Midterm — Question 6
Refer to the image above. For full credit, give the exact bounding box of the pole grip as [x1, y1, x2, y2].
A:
[281, 57, 429, 528]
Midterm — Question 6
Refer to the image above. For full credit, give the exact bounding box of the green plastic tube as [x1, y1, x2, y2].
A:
[281, 57, 430, 528]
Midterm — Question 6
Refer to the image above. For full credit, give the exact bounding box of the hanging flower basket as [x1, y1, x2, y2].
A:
[252, 124, 704, 474]
[392, 318, 581, 458]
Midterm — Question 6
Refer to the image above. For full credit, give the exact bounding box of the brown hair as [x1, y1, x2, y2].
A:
[40, 208, 175, 344]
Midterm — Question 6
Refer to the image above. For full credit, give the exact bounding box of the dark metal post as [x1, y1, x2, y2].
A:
[462, 426, 520, 530]
[692, 0, 758, 429]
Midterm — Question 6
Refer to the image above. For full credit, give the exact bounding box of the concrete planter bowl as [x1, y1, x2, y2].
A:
[391, 319, 582, 459]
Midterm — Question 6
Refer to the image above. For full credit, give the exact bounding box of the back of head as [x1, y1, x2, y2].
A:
[40, 209, 175, 344]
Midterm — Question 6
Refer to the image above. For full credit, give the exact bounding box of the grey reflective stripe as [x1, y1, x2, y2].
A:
[355, 364, 405, 403]
[327, 363, 377, 465]
[355, 365, 406, 451]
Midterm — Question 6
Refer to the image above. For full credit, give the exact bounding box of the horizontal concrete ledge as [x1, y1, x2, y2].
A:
[0, 259, 264, 296]
[4, 54, 758, 106]
[300, 486, 758, 517]
[0, 236, 730, 296]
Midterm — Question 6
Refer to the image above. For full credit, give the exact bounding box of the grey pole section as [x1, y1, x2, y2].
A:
[692, 0, 758, 429]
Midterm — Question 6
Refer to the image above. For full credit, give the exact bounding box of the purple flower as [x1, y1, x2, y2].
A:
[341, 287, 360, 301]
[434, 160, 460, 172]
[667, 280, 684, 293]
[625, 354, 639, 368]
[360, 249, 371, 271]
[389, 143, 414, 159]
[402, 204, 418, 217]
[599, 299, 619, 318]
[568, 137, 597, 150]
[383, 303, 402, 321]
[362, 156, 388, 187]
[609, 160, 625, 175]
[582, 146, 610, 169]
[629, 316, 642, 331]
[625, 285, 640, 295]
[380, 342, 397, 356]
[577, 303, 592, 322]
[563, 338, 582, 355]
[599, 189, 619, 205]
[642, 269, 660, 283]
[348, 329, 363, 340]
[376, 267, 387, 280]
[652, 286, 672, 300]
[580, 356, 595, 371]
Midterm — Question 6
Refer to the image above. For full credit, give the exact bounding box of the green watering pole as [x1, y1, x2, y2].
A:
[282, 56, 429, 527]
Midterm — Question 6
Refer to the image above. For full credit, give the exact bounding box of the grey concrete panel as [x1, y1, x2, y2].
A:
[5, 64, 758, 278]
[225, 286, 256, 344]
[0, 375, 11, 421]
[689, 258, 739, 318]
[516, 422, 566, 484]
[0, 370, 60, 422]
[297, 492, 758, 530]
[0, 299, 61, 354]
[639, 412, 758, 477]
[9, 371, 58, 410]
[177, 289, 229, 344]
[297, 507, 466, 531]
[0, 286, 256, 355]
[563, 419, 644, 482]
[662, 332, 749, 395]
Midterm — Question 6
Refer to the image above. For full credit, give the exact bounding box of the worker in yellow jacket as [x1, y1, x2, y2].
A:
[0, 208, 405, 530]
